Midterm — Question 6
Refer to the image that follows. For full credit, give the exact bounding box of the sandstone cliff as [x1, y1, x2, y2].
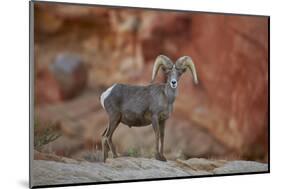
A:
[34, 3, 269, 161]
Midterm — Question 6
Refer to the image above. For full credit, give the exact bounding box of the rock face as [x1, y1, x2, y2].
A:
[35, 67, 62, 105]
[31, 157, 268, 187]
[140, 13, 269, 160]
[34, 3, 269, 161]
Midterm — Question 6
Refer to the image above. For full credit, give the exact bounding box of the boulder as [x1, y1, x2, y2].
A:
[49, 53, 88, 99]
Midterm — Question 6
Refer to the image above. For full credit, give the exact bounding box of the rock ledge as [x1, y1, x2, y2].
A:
[32, 157, 268, 186]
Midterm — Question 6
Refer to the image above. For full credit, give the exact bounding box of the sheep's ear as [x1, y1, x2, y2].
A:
[176, 56, 198, 84]
[151, 55, 173, 83]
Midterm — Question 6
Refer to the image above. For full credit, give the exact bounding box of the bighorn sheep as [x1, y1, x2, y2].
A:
[100, 55, 198, 162]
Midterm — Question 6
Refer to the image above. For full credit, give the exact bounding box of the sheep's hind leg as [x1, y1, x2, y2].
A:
[105, 114, 121, 158]
[102, 136, 109, 162]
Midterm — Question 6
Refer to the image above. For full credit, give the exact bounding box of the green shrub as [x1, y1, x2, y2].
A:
[127, 148, 139, 157]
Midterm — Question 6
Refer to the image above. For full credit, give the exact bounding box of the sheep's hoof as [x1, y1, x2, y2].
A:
[155, 153, 167, 161]
[160, 154, 167, 162]
[102, 149, 108, 163]
[112, 153, 118, 158]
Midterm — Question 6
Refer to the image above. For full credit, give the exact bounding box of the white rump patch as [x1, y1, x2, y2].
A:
[100, 84, 117, 109]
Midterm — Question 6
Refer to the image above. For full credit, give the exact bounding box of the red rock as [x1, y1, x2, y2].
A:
[35, 68, 62, 105]
[34, 3, 269, 161]
[141, 13, 268, 159]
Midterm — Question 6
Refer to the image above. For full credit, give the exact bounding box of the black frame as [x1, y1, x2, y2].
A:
[29, 0, 270, 188]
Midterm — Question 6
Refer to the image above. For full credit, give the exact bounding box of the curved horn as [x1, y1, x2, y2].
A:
[176, 56, 198, 84]
[151, 55, 173, 83]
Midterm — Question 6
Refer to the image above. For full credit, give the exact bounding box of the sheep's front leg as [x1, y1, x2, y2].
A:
[152, 115, 162, 161]
[159, 120, 167, 161]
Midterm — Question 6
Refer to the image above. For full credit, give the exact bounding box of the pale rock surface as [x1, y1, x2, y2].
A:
[32, 157, 268, 187]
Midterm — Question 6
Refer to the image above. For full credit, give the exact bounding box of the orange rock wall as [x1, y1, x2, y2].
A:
[34, 3, 269, 161]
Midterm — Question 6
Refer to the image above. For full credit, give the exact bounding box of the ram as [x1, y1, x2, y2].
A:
[100, 55, 198, 162]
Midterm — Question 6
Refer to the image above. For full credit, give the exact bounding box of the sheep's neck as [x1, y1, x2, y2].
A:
[164, 83, 177, 113]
